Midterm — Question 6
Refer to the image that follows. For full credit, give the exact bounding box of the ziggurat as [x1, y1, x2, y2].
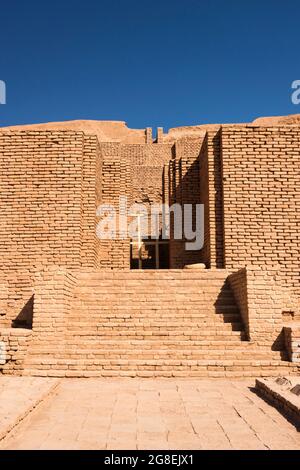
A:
[0, 117, 299, 378]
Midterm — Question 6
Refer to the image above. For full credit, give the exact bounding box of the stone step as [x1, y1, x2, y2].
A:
[68, 309, 240, 316]
[74, 289, 232, 295]
[40, 310, 239, 317]
[23, 359, 299, 379]
[28, 339, 259, 352]
[69, 311, 240, 318]
[65, 317, 242, 326]
[68, 309, 240, 324]
[74, 279, 233, 286]
[63, 321, 244, 331]
[24, 270, 250, 378]
[73, 304, 238, 311]
[59, 331, 247, 340]
[30, 338, 254, 351]
[71, 304, 239, 309]
[76, 269, 230, 281]
[24, 368, 299, 379]
[26, 349, 285, 360]
[73, 291, 235, 298]
[74, 297, 235, 303]
[73, 288, 234, 295]
[26, 355, 289, 366]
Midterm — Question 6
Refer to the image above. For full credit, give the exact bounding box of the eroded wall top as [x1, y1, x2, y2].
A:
[1, 113, 299, 145]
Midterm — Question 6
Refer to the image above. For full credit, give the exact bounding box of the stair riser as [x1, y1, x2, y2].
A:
[59, 334, 247, 340]
[27, 352, 285, 361]
[26, 270, 292, 378]
[63, 323, 243, 331]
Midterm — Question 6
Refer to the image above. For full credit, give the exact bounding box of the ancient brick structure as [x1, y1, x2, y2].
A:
[0, 118, 299, 377]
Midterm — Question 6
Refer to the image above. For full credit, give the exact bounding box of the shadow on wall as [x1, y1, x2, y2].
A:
[166, 150, 203, 268]
[11, 295, 34, 329]
[166, 130, 224, 269]
[214, 281, 245, 333]
[213, 282, 288, 359]
[212, 130, 224, 268]
[272, 329, 287, 359]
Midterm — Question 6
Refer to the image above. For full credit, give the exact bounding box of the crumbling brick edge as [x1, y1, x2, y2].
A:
[0, 379, 60, 445]
[255, 378, 300, 425]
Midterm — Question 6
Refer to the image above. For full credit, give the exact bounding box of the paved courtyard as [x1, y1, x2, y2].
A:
[0, 378, 299, 450]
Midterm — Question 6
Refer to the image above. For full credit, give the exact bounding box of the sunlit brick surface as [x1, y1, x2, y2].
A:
[0, 123, 299, 377]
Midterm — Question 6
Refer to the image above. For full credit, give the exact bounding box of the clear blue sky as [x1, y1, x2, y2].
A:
[0, 0, 299, 130]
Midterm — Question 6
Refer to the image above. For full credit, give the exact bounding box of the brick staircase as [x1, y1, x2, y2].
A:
[24, 270, 298, 378]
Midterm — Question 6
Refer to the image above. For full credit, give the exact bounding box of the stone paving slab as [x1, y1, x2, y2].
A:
[0, 376, 59, 441]
[1, 378, 300, 450]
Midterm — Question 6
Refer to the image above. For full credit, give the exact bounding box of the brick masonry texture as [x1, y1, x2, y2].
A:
[0, 328, 32, 374]
[284, 325, 300, 363]
[221, 126, 300, 295]
[0, 131, 102, 270]
[0, 122, 299, 377]
[18, 269, 299, 378]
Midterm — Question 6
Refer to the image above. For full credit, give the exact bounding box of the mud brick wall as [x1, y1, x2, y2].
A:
[163, 163, 169, 205]
[284, 325, 300, 363]
[122, 143, 173, 167]
[28, 268, 78, 367]
[0, 328, 32, 375]
[0, 131, 83, 270]
[229, 266, 295, 347]
[202, 130, 224, 268]
[228, 269, 249, 339]
[199, 135, 210, 267]
[0, 131, 102, 327]
[98, 142, 174, 268]
[0, 130, 102, 271]
[0, 271, 35, 328]
[167, 153, 181, 268]
[221, 126, 300, 295]
[99, 143, 131, 269]
[132, 167, 163, 206]
[197, 129, 224, 268]
[126, 143, 173, 237]
[168, 138, 203, 268]
[95, 138, 103, 264]
[80, 135, 103, 267]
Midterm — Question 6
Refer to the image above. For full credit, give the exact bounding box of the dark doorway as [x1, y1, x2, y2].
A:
[130, 239, 169, 269]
